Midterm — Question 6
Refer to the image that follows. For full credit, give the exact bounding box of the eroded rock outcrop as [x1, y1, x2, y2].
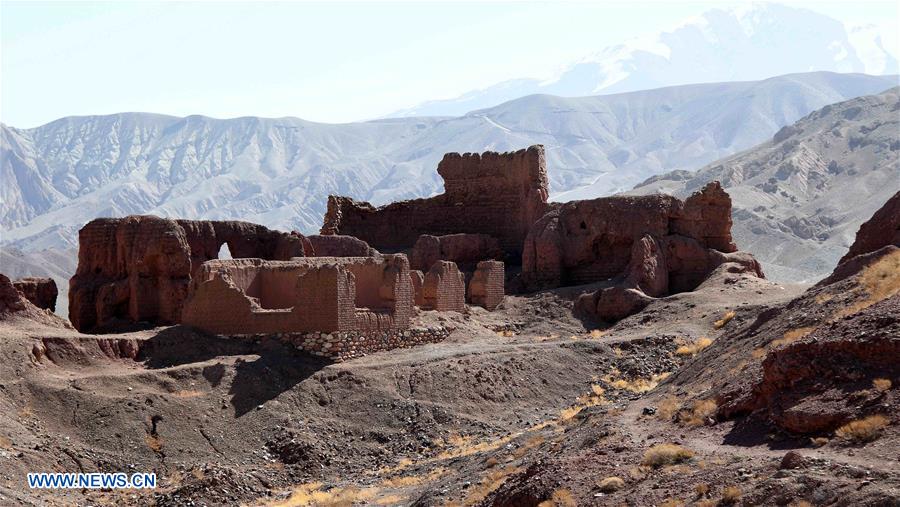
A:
[69, 215, 312, 333]
[322, 146, 549, 258]
[529, 182, 762, 322]
[1, 274, 71, 328]
[12, 277, 58, 312]
[821, 191, 900, 285]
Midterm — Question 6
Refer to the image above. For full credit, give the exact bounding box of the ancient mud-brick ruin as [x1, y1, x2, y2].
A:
[69, 216, 311, 332]
[321, 146, 549, 257]
[67, 144, 763, 358]
[468, 261, 505, 311]
[413, 261, 466, 312]
[410, 233, 503, 272]
[181, 256, 413, 335]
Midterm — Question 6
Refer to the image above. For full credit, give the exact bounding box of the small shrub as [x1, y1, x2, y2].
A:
[771, 326, 816, 348]
[145, 434, 163, 453]
[835, 250, 900, 317]
[537, 488, 576, 507]
[694, 482, 710, 498]
[589, 329, 606, 339]
[657, 397, 681, 421]
[641, 443, 694, 467]
[835, 415, 890, 443]
[597, 476, 625, 493]
[720, 486, 741, 504]
[484, 456, 499, 468]
[873, 378, 892, 391]
[675, 337, 713, 356]
[810, 437, 829, 447]
[714, 311, 736, 329]
[678, 399, 717, 427]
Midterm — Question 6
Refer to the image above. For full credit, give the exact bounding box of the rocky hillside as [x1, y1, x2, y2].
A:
[2, 72, 897, 257]
[631, 87, 900, 282]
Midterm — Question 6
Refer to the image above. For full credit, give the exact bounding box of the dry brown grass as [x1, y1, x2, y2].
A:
[873, 378, 892, 391]
[145, 434, 163, 453]
[447, 465, 522, 507]
[695, 501, 717, 507]
[720, 486, 742, 504]
[537, 488, 577, 507]
[381, 467, 445, 488]
[511, 435, 545, 459]
[810, 437, 829, 447]
[0, 435, 12, 450]
[170, 389, 206, 398]
[713, 310, 736, 329]
[675, 336, 713, 356]
[694, 482, 710, 498]
[770, 326, 816, 348]
[641, 443, 695, 467]
[836, 250, 900, 318]
[597, 476, 625, 493]
[496, 330, 515, 337]
[835, 415, 890, 443]
[678, 399, 717, 427]
[589, 329, 607, 339]
[751, 347, 767, 359]
[659, 498, 684, 507]
[271, 482, 380, 507]
[606, 372, 671, 393]
[657, 397, 681, 421]
[789, 501, 814, 507]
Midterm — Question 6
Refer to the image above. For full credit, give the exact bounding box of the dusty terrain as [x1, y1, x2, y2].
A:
[1, 253, 897, 506]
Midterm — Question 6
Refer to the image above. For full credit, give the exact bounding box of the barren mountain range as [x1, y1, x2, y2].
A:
[392, 3, 898, 117]
[632, 87, 900, 282]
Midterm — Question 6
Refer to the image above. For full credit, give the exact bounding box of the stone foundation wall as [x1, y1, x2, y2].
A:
[239, 326, 451, 361]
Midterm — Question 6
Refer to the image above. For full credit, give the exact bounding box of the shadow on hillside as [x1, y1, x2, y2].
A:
[138, 326, 329, 417]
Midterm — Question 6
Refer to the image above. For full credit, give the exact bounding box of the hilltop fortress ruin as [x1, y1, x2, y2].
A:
[65, 145, 762, 359]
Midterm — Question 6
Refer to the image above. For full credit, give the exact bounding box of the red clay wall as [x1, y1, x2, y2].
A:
[468, 260, 505, 311]
[182, 255, 413, 335]
[410, 233, 504, 272]
[421, 261, 466, 312]
[521, 182, 739, 291]
[321, 146, 549, 258]
[69, 215, 312, 333]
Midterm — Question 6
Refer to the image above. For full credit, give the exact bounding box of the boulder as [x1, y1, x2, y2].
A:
[12, 277, 58, 312]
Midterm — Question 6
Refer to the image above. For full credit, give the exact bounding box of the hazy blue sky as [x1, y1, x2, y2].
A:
[2, 1, 898, 128]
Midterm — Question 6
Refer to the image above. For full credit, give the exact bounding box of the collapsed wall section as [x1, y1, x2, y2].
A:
[468, 260, 505, 310]
[69, 215, 312, 333]
[321, 146, 549, 258]
[521, 181, 742, 292]
[181, 255, 413, 335]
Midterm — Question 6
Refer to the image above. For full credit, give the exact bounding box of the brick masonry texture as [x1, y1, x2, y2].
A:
[181, 255, 413, 335]
[321, 146, 549, 258]
[468, 261, 505, 311]
[421, 261, 466, 312]
[69, 216, 311, 332]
